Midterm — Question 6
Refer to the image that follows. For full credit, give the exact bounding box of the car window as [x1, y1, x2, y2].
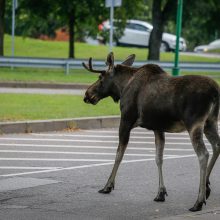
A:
[126, 23, 135, 29]
[126, 23, 148, 32]
[209, 40, 220, 46]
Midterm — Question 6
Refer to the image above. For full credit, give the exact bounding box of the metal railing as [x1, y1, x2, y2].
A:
[1, 56, 220, 75]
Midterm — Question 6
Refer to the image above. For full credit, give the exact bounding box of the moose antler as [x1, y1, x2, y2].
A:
[82, 58, 105, 73]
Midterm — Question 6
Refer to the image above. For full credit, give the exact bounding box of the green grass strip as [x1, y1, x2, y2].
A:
[0, 94, 120, 122]
[0, 68, 97, 84]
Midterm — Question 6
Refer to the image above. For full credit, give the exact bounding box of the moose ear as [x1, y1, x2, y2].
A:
[121, 54, 136, 66]
[106, 52, 114, 67]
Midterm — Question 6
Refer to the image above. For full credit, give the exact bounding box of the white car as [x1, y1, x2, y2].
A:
[194, 39, 220, 53]
[98, 19, 187, 52]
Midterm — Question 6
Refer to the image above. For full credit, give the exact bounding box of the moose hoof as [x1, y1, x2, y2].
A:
[98, 183, 114, 194]
[206, 181, 211, 199]
[154, 190, 168, 202]
[189, 201, 206, 212]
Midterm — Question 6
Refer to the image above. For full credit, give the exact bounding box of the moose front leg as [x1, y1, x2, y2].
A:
[99, 119, 132, 194]
[153, 131, 168, 202]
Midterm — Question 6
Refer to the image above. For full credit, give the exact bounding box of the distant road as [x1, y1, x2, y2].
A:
[0, 88, 85, 95]
[180, 52, 220, 58]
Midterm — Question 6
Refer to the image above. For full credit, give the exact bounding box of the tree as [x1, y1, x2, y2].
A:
[53, 0, 108, 58]
[56, 0, 145, 58]
[182, 0, 220, 49]
[3, 0, 147, 58]
[0, 0, 5, 56]
[147, 0, 220, 59]
[14, 0, 59, 38]
[148, 0, 176, 60]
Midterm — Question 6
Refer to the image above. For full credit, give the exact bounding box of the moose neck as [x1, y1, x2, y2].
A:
[112, 65, 137, 100]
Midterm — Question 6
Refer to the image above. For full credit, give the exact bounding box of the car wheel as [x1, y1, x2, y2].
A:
[160, 42, 169, 52]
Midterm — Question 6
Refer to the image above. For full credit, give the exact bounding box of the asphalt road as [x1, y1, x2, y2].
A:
[0, 127, 219, 220]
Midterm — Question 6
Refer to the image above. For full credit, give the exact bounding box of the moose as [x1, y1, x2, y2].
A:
[82, 52, 220, 212]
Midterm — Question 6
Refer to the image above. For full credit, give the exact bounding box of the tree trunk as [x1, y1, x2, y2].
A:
[0, 0, 5, 56]
[148, 0, 164, 60]
[68, 10, 75, 58]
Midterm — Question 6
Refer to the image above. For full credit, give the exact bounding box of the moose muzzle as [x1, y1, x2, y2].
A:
[83, 91, 100, 105]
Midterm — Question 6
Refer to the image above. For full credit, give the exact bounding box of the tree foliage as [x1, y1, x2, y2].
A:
[148, 0, 176, 60]
[1, 0, 220, 58]
[5, 0, 60, 38]
[182, 0, 220, 49]
[0, 0, 5, 56]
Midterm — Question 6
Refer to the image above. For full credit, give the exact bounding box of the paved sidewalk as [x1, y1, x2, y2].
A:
[0, 87, 85, 95]
[0, 81, 89, 89]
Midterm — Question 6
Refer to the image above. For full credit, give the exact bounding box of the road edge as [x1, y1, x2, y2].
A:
[0, 81, 89, 89]
[0, 116, 120, 134]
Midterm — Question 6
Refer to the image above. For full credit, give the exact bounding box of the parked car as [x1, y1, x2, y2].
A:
[98, 19, 187, 52]
[194, 39, 220, 53]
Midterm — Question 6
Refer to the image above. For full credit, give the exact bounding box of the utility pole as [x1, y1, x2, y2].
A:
[172, 0, 183, 76]
[105, 0, 122, 52]
[109, 0, 114, 52]
[11, 0, 17, 57]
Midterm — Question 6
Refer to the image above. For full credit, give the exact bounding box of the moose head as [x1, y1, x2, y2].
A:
[82, 52, 136, 105]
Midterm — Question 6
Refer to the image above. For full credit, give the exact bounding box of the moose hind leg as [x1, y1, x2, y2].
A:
[99, 119, 132, 194]
[204, 119, 220, 199]
[153, 131, 168, 202]
[189, 125, 209, 212]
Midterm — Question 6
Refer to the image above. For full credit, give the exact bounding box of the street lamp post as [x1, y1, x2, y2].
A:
[172, 0, 183, 76]
[11, 0, 17, 57]
[105, 0, 122, 52]
[109, 0, 114, 52]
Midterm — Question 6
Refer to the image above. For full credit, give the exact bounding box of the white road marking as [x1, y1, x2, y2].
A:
[0, 166, 62, 170]
[0, 154, 196, 177]
[84, 129, 189, 135]
[0, 158, 115, 162]
[1, 125, 217, 178]
[31, 133, 195, 140]
[0, 137, 210, 145]
[0, 149, 165, 157]
[0, 143, 196, 151]
[81, 124, 220, 134]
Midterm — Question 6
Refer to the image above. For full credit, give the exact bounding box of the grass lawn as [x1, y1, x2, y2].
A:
[4, 34, 220, 62]
[0, 68, 97, 84]
[207, 49, 220, 53]
[0, 94, 120, 122]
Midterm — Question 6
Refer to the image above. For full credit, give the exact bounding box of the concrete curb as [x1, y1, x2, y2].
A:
[0, 81, 89, 89]
[0, 116, 120, 134]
